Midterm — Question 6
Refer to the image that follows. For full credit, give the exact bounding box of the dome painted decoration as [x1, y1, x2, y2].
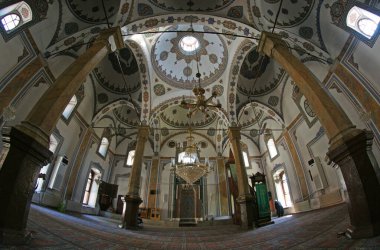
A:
[94, 47, 140, 95]
[212, 85, 224, 96]
[240, 49, 270, 80]
[254, 0, 315, 27]
[152, 25, 228, 89]
[238, 51, 285, 97]
[113, 106, 140, 127]
[147, 0, 234, 12]
[159, 102, 217, 128]
[66, 0, 119, 23]
[238, 108, 264, 128]
[153, 84, 166, 96]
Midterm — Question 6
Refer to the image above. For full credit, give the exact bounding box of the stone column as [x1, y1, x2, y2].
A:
[147, 156, 159, 210]
[228, 127, 254, 229]
[0, 127, 52, 245]
[64, 128, 93, 201]
[0, 27, 124, 244]
[258, 32, 380, 238]
[26, 27, 124, 136]
[216, 156, 229, 216]
[283, 130, 308, 200]
[0, 56, 44, 115]
[327, 130, 380, 238]
[122, 125, 149, 228]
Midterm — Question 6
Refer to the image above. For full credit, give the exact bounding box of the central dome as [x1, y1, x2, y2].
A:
[152, 25, 228, 89]
[179, 36, 200, 53]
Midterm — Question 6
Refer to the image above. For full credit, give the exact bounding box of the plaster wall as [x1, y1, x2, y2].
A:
[72, 137, 111, 205]
[351, 38, 380, 94]
[0, 35, 26, 84]
[262, 138, 303, 205]
[76, 75, 95, 124]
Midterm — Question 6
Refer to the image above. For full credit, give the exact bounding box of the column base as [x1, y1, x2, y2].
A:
[236, 194, 254, 229]
[345, 224, 375, 239]
[121, 195, 142, 229]
[0, 126, 51, 240]
[0, 228, 33, 245]
[327, 129, 380, 238]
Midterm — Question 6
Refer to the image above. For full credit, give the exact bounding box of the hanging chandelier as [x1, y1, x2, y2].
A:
[180, 55, 221, 118]
[172, 128, 209, 184]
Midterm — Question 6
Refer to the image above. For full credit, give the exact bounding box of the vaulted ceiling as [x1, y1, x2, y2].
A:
[39, 0, 337, 155]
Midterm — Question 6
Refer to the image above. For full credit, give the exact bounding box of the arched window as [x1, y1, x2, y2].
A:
[62, 95, 78, 120]
[83, 168, 101, 207]
[242, 151, 250, 168]
[0, 1, 34, 40]
[346, 6, 380, 39]
[98, 137, 109, 157]
[267, 138, 278, 159]
[126, 150, 135, 166]
[35, 134, 60, 192]
[273, 168, 292, 208]
[1, 14, 20, 31]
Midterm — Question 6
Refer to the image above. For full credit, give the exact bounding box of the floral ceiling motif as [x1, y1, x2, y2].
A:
[251, 0, 315, 28]
[113, 105, 140, 127]
[94, 47, 140, 95]
[147, 0, 234, 12]
[66, 0, 120, 23]
[160, 105, 217, 128]
[238, 47, 285, 97]
[152, 24, 228, 89]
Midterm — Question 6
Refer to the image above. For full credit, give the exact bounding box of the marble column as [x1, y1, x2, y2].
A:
[147, 156, 159, 210]
[258, 32, 380, 238]
[216, 156, 229, 216]
[228, 127, 254, 229]
[122, 126, 150, 229]
[0, 27, 124, 244]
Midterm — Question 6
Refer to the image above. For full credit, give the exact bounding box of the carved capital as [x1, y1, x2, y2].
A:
[257, 31, 287, 58]
[228, 126, 241, 141]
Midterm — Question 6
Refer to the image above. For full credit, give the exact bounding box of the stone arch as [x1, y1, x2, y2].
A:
[124, 39, 151, 124]
[149, 96, 229, 128]
[226, 40, 255, 124]
[160, 131, 216, 152]
[92, 99, 139, 125]
[237, 100, 285, 127]
[122, 14, 330, 125]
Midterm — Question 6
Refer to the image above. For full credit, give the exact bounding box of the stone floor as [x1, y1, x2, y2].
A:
[1, 203, 380, 249]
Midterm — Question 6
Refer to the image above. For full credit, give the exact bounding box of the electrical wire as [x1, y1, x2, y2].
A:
[101, 0, 111, 28]
[272, 0, 284, 34]
[123, 30, 261, 41]
[114, 51, 142, 123]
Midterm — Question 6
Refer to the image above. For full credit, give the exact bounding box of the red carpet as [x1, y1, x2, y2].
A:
[1, 203, 380, 249]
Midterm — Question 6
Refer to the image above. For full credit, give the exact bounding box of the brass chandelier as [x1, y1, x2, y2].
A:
[172, 128, 209, 184]
[180, 55, 221, 118]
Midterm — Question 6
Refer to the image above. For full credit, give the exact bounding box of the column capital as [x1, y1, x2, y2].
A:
[137, 125, 150, 141]
[97, 26, 125, 51]
[216, 155, 225, 160]
[228, 126, 242, 140]
[257, 31, 287, 58]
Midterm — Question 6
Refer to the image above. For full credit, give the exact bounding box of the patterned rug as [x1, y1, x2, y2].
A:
[1, 203, 380, 249]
